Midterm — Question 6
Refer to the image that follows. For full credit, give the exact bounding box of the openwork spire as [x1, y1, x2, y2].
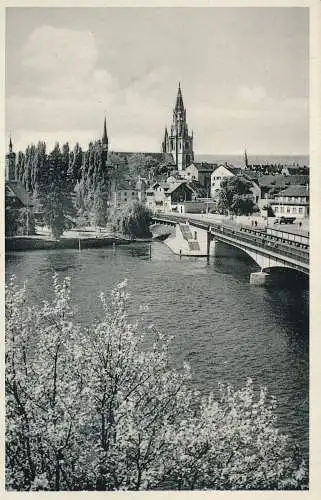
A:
[175, 82, 184, 111]
[102, 116, 108, 145]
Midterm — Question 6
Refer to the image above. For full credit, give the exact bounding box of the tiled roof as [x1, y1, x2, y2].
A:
[166, 181, 192, 194]
[5, 181, 33, 207]
[189, 162, 217, 172]
[212, 164, 242, 175]
[243, 170, 262, 181]
[258, 174, 309, 188]
[275, 185, 309, 197]
[188, 180, 208, 197]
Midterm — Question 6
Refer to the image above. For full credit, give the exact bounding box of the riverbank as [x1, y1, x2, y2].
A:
[5, 229, 152, 252]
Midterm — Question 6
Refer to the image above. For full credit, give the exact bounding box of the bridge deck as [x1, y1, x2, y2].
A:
[152, 214, 309, 273]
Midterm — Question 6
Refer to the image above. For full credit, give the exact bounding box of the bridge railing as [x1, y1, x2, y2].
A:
[152, 214, 309, 265]
[211, 225, 309, 265]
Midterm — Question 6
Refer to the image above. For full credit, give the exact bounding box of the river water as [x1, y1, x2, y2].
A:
[5, 241, 309, 458]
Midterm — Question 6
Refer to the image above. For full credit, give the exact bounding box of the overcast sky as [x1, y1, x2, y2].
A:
[5, 7, 308, 155]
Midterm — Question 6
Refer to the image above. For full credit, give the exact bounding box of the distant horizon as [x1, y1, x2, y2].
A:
[6, 7, 308, 155]
[6, 137, 309, 159]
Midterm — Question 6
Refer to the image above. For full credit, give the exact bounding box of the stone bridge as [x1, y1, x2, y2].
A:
[151, 214, 309, 284]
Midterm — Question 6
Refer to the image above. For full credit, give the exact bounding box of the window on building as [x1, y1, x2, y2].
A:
[275, 206, 278, 212]
[124, 198, 127, 202]
[280, 206, 284, 213]
[292, 207, 297, 214]
[286, 207, 291, 213]
[298, 207, 303, 214]
[132, 192, 135, 196]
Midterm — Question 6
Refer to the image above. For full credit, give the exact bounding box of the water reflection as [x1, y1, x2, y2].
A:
[5, 243, 309, 459]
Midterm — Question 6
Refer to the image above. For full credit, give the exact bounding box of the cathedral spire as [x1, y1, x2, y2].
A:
[175, 82, 184, 111]
[9, 135, 13, 153]
[102, 116, 108, 146]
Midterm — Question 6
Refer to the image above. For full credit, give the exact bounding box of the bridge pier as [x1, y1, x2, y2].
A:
[249, 271, 270, 286]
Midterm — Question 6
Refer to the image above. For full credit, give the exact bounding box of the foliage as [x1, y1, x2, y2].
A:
[6, 276, 308, 491]
[262, 205, 275, 217]
[111, 201, 152, 238]
[217, 176, 256, 216]
[5, 207, 19, 236]
[231, 195, 256, 216]
[5, 207, 35, 236]
[127, 153, 157, 181]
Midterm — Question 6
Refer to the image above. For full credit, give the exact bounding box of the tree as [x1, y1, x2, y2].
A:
[231, 195, 256, 216]
[217, 176, 256, 216]
[6, 276, 308, 491]
[111, 201, 152, 238]
[37, 143, 75, 239]
[90, 185, 108, 227]
[5, 207, 35, 236]
[5, 207, 19, 236]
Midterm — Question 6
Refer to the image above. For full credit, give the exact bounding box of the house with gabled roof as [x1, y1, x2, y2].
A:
[210, 164, 242, 198]
[5, 181, 33, 209]
[183, 162, 216, 189]
[270, 185, 309, 218]
[146, 180, 196, 213]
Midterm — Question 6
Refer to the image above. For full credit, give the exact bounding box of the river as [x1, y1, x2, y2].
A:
[5, 241, 309, 458]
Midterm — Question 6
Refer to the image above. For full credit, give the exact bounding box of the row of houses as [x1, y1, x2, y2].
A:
[138, 162, 309, 217]
[5, 147, 309, 221]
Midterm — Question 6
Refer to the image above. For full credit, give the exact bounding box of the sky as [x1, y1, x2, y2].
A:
[5, 7, 309, 155]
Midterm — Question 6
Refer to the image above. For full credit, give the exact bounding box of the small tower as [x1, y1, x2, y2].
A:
[102, 116, 109, 164]
[244, 149, 249, 169]
[161, 126, 169, 153]
[6, 136, 16, 181]
[162, 83, 194, 171]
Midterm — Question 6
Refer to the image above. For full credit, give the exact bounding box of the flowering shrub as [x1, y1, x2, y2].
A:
[5, 275, 308, 491]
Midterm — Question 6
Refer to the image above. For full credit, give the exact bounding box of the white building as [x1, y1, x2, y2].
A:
[210, 164, 241, 198]
[271, 185, 309, 218]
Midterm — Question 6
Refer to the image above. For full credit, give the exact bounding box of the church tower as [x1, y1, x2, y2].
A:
[6, 136, 16, 181]
[102, 116, 109, 164]
[162, 83, 194, 171]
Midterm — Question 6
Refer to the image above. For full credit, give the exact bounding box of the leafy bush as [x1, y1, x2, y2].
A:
[5, 207, 35, 236]
[5, 276, 307, 491]
[111, 201, 152, 238]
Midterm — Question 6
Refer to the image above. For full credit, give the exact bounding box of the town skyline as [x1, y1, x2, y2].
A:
[6, 7, 308, 155]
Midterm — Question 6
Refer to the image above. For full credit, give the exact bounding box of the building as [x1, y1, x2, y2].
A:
[161, 83, 194, 171]
[210, 164, 242, 198]
[182, 162, 215, 190]
[5, 138, 33, 209]
[281, 165, 309, 176]
[270, 185, 309, 218]
[5, 181, 33, 210]
[111, 180, 139, 207]
[257, 174, 309, 208]
[146, 180, 196, 213]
